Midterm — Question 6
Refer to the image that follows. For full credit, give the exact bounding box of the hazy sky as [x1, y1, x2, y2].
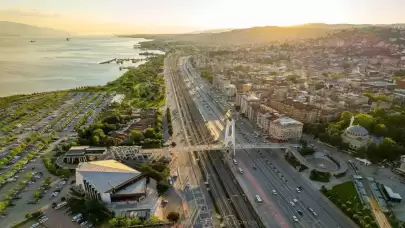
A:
[1, 0, 405, 34]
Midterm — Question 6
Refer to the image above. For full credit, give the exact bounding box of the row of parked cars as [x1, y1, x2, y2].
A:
[30, 215, 48, 228]
[71, 213, 93, 228]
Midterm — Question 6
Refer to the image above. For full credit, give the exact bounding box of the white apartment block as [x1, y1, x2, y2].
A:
[240, 94, 260, 114]
[269, 117, 303, 141]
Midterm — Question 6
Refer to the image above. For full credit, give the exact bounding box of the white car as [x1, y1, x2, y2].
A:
[293, 198, 298, 203]
[292, 216, 299, 222]
[272, 190, 277, 195]
[290, 201, 295, 206]
[39, 217, 48, 223]
[296, 188, 301, 193]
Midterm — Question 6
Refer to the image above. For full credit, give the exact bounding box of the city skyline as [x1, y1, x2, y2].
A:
[1, 0, 405, 34]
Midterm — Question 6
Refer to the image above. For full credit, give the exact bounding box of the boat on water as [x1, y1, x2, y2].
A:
[30, 40, 36, 43]
[66, 38, 70, 41]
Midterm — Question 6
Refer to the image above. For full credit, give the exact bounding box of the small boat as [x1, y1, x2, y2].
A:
[30, 40, 36, 43]
[66, 38, 70, 41]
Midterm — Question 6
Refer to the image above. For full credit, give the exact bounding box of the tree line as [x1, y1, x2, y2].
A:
[304, 109, 405, 163]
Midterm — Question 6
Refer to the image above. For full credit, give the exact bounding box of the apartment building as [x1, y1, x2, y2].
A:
[269, 117, 303, 141]
[268, 99, 319, 123]
[240, 94, 260, 115]
[236, 83, 253, 93]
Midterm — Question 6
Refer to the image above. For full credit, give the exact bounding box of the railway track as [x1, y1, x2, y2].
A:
[174, 56, 265, 228]
[168, 55, 240, 228]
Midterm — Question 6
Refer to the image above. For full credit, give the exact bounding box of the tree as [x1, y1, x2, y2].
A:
[109, 218, 118, 227]
[93, 129, 106, 139]
[131, 130, 143, 143]
[340, 111, 353, 122]
[52, 202, 57, 208]
[300, 147, 315, 156]
[61, 197, 66, 201]
[354, 113, 375, 131]
[167, 211, 180, 223]
[33, 190, 41, 200]
[44, 177, 52, 186]
[25, 213, 32, 219]
[146, 215, 162, 225]
[373, 123, 388, 137]
[144, 128, 156, 139]
[131, 217, 141, 225]
[156, 181, 170, 196]
[91, 135, 100, 145]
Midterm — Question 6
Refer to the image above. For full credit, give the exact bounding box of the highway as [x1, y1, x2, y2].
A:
[179, 56, 358, 228]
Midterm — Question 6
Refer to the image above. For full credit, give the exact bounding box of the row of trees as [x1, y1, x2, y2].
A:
[59, 92, 101, 131]
[166, 108, 173, 136]
[42, 158, 71, 178]
[0, 92, 68, 133]
[109, 215, 165, 227]
[109, 211, 179, 227]
[137, 162, 171, 196]
[304, 110, 405, 162]
[0, 131, 57, 184]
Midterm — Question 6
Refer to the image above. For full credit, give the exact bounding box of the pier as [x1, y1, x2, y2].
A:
[99, 58, 144, 65]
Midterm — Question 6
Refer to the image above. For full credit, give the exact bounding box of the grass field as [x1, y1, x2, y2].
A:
[329, 181, 362, 205]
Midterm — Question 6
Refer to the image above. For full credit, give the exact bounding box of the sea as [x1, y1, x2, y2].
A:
[0, 36, 159, 97]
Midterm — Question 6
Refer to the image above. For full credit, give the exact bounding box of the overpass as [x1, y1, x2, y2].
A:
[141, 143, 301, 154]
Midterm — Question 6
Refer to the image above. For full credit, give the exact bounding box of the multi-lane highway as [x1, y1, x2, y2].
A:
[179, 55, 358, 228]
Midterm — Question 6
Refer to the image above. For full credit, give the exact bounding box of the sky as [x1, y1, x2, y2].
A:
[1, 0, 405, 34]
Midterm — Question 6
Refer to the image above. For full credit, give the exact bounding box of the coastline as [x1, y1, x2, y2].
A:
[0, 39, 163, 98]
[0, 36, 162, 98]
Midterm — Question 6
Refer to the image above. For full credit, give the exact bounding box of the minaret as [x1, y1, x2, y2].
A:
[350, 116, 355, 127]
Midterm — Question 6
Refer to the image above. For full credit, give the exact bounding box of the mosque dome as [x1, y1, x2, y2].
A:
[344, 125, 369, 138]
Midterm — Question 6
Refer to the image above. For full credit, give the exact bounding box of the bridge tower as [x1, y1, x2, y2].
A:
[224, 119, 236, 157]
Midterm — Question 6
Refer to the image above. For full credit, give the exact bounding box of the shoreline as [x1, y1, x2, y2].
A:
[0, 39, 164, 99]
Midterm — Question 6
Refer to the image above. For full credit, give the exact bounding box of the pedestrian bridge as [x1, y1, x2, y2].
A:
[140, 143, 301, 154]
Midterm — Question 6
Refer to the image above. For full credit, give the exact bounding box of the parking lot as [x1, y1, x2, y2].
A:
[0, 91, 117, 226]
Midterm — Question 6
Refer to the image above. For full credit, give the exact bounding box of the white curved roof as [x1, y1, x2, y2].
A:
[77, 160, 141, 193]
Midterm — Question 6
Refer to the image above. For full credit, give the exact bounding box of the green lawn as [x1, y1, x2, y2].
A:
[329, 181, 362, 204]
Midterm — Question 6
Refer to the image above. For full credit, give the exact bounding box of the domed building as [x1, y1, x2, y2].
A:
[341, 116, 371, 150]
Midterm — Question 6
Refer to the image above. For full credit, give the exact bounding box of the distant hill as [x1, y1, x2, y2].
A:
[291, 23, 369, 29]
[0, 21, 70, 37]
[126, 26, 333, 45]
[189, 28, 235, 34]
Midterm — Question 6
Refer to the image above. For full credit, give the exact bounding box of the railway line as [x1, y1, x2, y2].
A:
[168, 55, 240, 227]
[174, 55, 265, 228]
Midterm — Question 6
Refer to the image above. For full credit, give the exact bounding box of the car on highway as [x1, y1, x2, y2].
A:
[297, 209, 303, 216]
[290, 201, 295, 206]
[296, 187, 301, 193]
[272, 190, 277, 195]
[292, 216, 299, 222]
[308, 207, 317, 216]
[293, 198, 298, 203]
[255, 195, 263, 203]
[238, 168, 244, 174]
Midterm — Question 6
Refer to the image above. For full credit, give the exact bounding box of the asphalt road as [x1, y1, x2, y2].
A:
[180, 56, 358, 228]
